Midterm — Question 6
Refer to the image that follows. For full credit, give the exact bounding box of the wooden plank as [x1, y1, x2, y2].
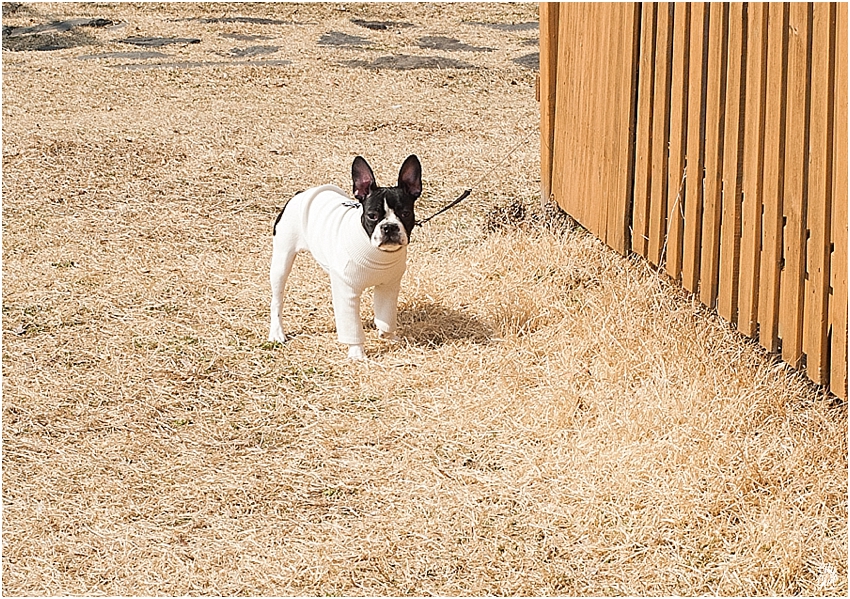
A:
[583, 3, 604, 237]
[596, 2, 614, 241]
[830, 2, 848, 398]
[648, 3, 674, 267]
[738, 2, 768, 338]
[539, 3, 560, 205]
[779, 2, 810, 369]
[682, 2, 709, 294]
[551, 3, 640, 254]
[664, 2, 691, 281]
[574, 4, 594, 232]
[758, 2, 789, 353]
[717, 3, 747, 324]
[575, 4, 597, 234]
[804, 3, 835, 385]
[632, 2, 657, 259]
[700, 2, 730, 308]
[551, 3, 582, 218]
[569, 2, 588, 211]
[605, 2, 642, 255]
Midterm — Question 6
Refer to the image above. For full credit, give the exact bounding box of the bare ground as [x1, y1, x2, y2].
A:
[2, 3, 847, 596]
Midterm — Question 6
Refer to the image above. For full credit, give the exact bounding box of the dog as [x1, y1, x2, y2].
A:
[269, 155, 421, 360]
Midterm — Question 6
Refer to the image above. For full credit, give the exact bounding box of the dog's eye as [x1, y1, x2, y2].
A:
[399, 210, 412, 218]
[366, 212, 379, 221]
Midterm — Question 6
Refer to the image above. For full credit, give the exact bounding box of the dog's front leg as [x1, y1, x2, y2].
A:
[373, 280, 401, 342]
[330, 276, 367, 360]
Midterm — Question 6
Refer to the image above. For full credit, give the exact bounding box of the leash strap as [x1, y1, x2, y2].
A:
[415, 189, 471, 227]
[415, 121, 537, 227]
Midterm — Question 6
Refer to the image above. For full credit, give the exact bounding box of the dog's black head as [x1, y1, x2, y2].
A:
[352, 155, 421, 251]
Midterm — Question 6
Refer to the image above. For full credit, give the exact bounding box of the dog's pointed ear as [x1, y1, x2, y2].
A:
[398, 154, 422, 199]
[352, 156, 376, 201]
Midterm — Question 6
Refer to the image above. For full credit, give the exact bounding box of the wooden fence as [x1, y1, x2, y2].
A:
[539, 2, 847, 398]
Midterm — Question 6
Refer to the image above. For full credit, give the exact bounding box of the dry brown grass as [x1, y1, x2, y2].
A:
[2, 2, 847, 596]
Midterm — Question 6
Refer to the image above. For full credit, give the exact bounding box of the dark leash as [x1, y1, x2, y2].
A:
[415, 189, 471, 227]
[413, 123, 537, 228]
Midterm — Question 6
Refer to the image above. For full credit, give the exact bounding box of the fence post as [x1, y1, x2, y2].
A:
[539, 2, 559, 208]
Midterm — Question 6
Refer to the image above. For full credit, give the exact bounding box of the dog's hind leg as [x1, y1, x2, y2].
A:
[269, 240, 297, 343]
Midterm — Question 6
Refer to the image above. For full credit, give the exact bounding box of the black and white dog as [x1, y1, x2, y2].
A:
[269, 155, 421, 360]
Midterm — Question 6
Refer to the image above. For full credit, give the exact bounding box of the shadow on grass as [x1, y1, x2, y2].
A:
[397, 298, 493, 347]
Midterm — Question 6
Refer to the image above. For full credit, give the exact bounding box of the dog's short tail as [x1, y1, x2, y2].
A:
[273, 193, 302, 236]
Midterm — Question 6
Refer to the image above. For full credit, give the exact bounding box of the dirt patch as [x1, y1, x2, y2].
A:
[2, 17, 112, 37]
[76, 50, 170, 61]
[2, 29, 96, 51]
[220, 32, 274, 42]
[218, 45, 279, 58]
[2, 18, 113, 51]
[485, 198, 577, 235]
[108, 58, 292, 71]
[317, 31, 371, 47]
[512, 52, 539, 70]
[351, 18, 414, 31]
[484, 198, 527, 231]
[416, 35, 493, 53]
[343, 54, 476, 70]
[171, 16, 294, 26]
[117, 36, 200, 47]
[469, 21, 539, 31]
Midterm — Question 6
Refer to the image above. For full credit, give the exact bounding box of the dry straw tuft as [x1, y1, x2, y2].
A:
[2, 2, 846, 596]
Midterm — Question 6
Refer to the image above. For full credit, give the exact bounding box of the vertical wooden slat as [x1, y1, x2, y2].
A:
[633, 2, 657, 259]
[597, 3, 613, 242]
[539, 3, 560, 206]
[758, 2, 789, 353]
[700, 2, 730, 308]
[576, 4, 594, 236]
[606, 2, 643, 255]
[584, 3, 604, 237]
[717, 3, 747, 324]
[830, 2, 848, 399]
[804, 3, 835, 385]
[682, 2, 709, 294]
[665, 2, 691, 282]
[738, 2, 768, 338]
[779, 3, 811, 369]
[648, 3, 674, 267]
[562, 4, 601, 236]
[573, 1, 589, 200]
[551, 3, 582, 219]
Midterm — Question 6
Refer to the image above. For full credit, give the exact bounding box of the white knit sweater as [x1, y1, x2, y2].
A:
[277, 185, 408, 345]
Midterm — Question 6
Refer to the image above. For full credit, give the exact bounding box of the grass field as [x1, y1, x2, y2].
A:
[2, 2, 847, 595]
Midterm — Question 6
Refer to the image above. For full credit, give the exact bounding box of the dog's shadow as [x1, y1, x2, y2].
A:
[395, 298, 493, 347]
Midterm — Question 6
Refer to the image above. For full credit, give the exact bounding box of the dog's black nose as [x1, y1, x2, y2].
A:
[381, 222, 399, 234]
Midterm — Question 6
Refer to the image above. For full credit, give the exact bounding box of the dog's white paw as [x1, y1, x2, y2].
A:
[378, 329, 398, 342]
[268, 327, 287, 343]
[347, 344, 367, 361]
